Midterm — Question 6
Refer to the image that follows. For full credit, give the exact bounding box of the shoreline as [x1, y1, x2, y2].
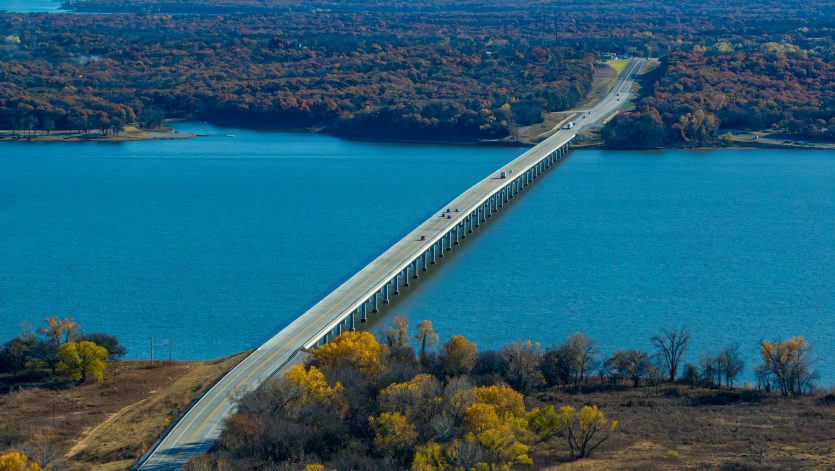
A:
[2, 122, 832, 151]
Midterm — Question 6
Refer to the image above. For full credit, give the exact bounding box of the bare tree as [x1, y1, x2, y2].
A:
[717, 343, 744, 388]
[651, 325, 689, 382]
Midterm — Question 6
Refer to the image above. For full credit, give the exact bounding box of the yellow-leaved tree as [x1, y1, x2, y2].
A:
[368, 411, 418, 457]
[0, 452, 43, 471]
[439, 336, 477, 377]
[558, 405, 617, 459]
[284, 364, 344, 405]
[312, 331, 382, 378]
[411, 441, 448, 471]
[58, 340, 108, 382]
[461, 384, 533, 468]
[759, 336, 814, 397]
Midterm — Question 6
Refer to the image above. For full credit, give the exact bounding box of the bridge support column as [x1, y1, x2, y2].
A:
[431, 244, 437, 263]
[468, 213, 474, 232]
[361, 303, 368, 322]
[384, 283, 390, 303]
[438, 239, 445, 258]
[412, 260, 418, 279]
[454, 227, 460, 245]
[372, 292, 379, 313]
[393, 276, 400, 295]
[349, 311, 355, 330]
[404, 267, 410, 287]
[422, 251, 428, 270]
[445, 232, 452, 251]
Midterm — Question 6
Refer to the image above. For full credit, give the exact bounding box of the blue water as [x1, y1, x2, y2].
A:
[0, 0, 66, 12]
[1, 123, 833, 383]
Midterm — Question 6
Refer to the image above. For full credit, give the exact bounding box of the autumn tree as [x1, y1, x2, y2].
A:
[57, 340, 108, 382]
[759, 337, 816, 397]
[384, 316, 409, 348]
[558, 405, 617, 459]
[368, 411, 418, 460]
[284, 364, 344, 405]
[651, 325, 689, 382]
[415, 320, 439, 358]
[0, 452, 43, 471]
[37, 316, 80, 345]
[440, 336, 477, 377]
[312, 331, 382, 379]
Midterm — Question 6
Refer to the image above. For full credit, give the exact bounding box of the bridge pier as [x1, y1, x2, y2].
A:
[431, 244, 437, 263]
[412, 260, 418, 279]
[393, 275, 400, 295]
[361, 303, 368, 323]
[383, 283, 390, 303]
[403, 267, 410, 287]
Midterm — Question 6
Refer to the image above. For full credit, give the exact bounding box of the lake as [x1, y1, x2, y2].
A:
[0, 0, 66, 12]
[1, 122, 833, 384]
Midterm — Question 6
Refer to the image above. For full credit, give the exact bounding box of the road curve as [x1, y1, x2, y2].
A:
[136, 58, 645, 470]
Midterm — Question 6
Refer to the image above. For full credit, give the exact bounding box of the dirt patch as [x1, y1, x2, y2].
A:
[530, 386, 835, 470]
[0, 353, 246, 470]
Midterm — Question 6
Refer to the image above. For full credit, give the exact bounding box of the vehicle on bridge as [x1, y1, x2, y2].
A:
[562, 121, 576, 129]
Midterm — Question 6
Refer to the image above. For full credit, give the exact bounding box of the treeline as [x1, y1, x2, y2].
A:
[0, 316, 124, 388]
[188, 319, 819, 470]
[0, 12, 593, 142]
[606, 46, 834, 147]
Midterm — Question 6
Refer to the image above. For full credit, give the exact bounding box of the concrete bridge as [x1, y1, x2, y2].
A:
[136, 57, 646, 470]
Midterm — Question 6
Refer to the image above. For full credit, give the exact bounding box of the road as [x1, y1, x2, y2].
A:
[136, 57, 645, 470]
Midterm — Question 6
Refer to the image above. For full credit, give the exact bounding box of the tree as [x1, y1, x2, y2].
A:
[716, 343, 744, 388]
[562, 333, 598, 388]
[439, 336, 477, 377]
[558, 405, 617, 459]
[526, 405, 563, 442]
[57, 341, 108, 382]
[605, 350, 650, 387]
[31, 339, 61, 375]
[540, 346, 572, 387]
[312, 331, 382, 378]
[368, 412, 418, 459]
[1, 336, 35, 376]
[284, 364, 343, 405]
[41, 118, 55, 135]
[0, 452, 43, 471]
[384, 316, 409, 348]
[759, 337, 816, 397]
[415, 320, 439, 358]
[37, 316, 80, 345]
[81, 333, 126, 360]
[499, 340, 545, 393]
[651, 325, 689, 382]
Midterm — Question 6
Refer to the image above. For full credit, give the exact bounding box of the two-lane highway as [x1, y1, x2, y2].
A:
[136, 57, 645, 470]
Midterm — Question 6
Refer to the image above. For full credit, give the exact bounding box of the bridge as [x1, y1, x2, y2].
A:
[136, 57, 646, 470]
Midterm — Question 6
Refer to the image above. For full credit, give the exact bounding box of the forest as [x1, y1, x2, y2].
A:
[0, 0, 832, 145]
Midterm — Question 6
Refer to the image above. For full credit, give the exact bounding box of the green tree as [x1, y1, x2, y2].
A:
[58, 341, 108, 382]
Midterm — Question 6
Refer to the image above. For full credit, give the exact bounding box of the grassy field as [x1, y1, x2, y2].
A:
[531, 385, 835, 470]
[0, 353, 246, 470]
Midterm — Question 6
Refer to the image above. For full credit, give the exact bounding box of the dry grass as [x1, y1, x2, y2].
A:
[0, 353, 246, 470]
[530, 386, 835, 470]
